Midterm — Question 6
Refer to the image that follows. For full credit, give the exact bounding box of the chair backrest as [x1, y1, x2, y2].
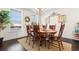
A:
[42, 25, 47, 30]
[58, 24, 65, 38]
[49, 25, 56, 30]
[26, 25, 29, 30]
[26, 25, 30, 34]
[33, 25, 39, 37]
[33, 25, 39, 32]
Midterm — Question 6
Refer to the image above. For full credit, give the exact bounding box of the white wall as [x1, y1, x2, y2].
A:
[0, 8, 36, 40]
[0, 8, 26, 41]
[42, 8, 79, 39]
[2, 8, 79, 40]
[22, 9, 37, 36]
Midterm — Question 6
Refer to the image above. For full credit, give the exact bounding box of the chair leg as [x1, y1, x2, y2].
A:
[60, 41, 64, 49]
[26, 36, 28, 43]
[38, 40, 40, 51]
[45, 40, 46, 47]
[32, 40, 34, 48]
[28, 37, 31, 45]
[58, 41, 62, 51]
[51, 39, 54, 46]
[40, 40, 42, 46]
[48, 40, 50, 49]
[26, 35, 31, 45]
[32, 37, 35, 48]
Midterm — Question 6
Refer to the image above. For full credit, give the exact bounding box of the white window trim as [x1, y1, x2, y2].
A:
[10, 9, 23, 27]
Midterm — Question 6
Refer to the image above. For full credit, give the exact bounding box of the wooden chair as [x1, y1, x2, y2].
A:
[32, 25, 48, 50]
[49, 23, 65, 50]
[49, 25, 56, 30]
[42, 25, 47, 30]
[32, 25, 41, 50]
[57, 23, 65, 50]
[26, 25, 29, 42]
[49, 25, 56, 36]
[47, 25, 56, 49]
[41, 25, 48, 47]
[26, 25, 33, 45]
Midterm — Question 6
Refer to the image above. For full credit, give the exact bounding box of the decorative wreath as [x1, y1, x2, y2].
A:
[25, 16, 30, 22]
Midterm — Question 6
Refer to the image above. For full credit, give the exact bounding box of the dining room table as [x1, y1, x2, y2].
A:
[29, 27, 56, 33]
[39, 28, 57, 38]
[39, 28, 57, 34]
[28, 27, 57, 49]
[38, 28, 57, 49]
[29, 27, 57, 37]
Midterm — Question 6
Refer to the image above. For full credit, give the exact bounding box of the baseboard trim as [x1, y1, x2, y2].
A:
[3, 36, 27, 42]
[4, 36, 79, 45]
[63, 37, 79, 45]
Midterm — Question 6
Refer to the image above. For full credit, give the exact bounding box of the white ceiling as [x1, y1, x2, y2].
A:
[33, 8, 58, 14]
[22, 8, 59, 15]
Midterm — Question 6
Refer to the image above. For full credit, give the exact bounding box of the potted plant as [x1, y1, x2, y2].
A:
[0, 10, 10, 47]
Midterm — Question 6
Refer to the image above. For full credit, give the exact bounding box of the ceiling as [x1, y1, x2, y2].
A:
[22, 8, 59, 15]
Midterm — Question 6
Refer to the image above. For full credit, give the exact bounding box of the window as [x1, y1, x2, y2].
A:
[9, 9, 21, 25]
[31, 15, 38, 24]
[49, 15, 58, 25]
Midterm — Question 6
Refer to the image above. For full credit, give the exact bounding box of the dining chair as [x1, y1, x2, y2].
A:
[32, 25, 48, 50]
[42, 25, 47, 30]
[49, 25, 56, 36]
[47, 25, 56, 49]
[49, 25, 56, 30]
[32, 25, 41, 50]
[57, 23, 65, 50]
[26, 25, 30, 42]
[49, 23, 65, 51]
[26, 25, 33, 45]
[41, 25, 48, 47]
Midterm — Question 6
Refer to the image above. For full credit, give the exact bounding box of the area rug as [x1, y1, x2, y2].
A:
[17, 38, 72, 51]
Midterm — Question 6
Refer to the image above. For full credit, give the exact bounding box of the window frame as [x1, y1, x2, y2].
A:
[10, 9, 23, 26]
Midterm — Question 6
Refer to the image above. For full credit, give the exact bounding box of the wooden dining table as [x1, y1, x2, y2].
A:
[29, 27, 56, 32]
[29, 28, 57, 36]
[28, 27, 57, 49]
[39, 28, 57, 33]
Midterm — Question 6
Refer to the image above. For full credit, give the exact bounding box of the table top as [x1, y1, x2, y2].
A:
[40, 29, 56, 32]
[29, 28, 57, 34]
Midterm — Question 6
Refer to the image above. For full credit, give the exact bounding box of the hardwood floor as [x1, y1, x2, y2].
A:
[63, 38, 79, 51]
[0, 37, 79, 51]
[18, 38, 72, 51]
[0, 39, 26, 51]
[18, 37, 79, 51]
[72, 40, 79, 51]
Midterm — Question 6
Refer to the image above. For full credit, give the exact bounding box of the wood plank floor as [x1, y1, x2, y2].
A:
[0, 39, 26, 51]
[18, 38, 72, 51]
[0, 37, 79, 51]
